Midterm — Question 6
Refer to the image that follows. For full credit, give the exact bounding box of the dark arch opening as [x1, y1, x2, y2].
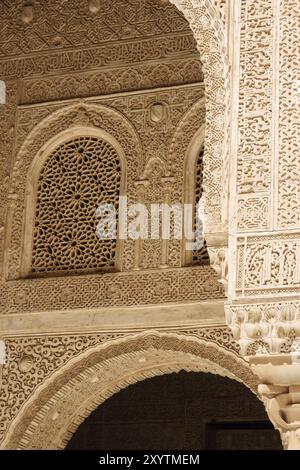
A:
[66, 371, 282, 450]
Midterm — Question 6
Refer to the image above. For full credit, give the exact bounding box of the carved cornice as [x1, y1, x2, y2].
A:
[251, 356, 300, 450]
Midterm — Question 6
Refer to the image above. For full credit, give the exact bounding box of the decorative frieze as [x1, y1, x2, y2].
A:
[21, 58, 203, 104]
[236, 233, 300, 297]
[0, 266, 224, 315]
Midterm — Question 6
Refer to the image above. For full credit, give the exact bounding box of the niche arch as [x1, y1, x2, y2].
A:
[6, 102, 142, 279]
[21, 127, 126, 277]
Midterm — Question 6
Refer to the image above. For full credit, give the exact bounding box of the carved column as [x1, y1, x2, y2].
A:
[225, 0, 300, 450]
[250, 355, 300, 450]
[226, 301, 300, 450]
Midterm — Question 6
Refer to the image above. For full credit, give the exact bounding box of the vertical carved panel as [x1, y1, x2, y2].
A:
[237, 0, 274, 231]
[277, 0, 300, 229]
[228, 0, 300, 358]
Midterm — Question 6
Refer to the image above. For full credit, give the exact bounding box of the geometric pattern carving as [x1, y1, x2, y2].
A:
[32, 136, 121, 275]
[0, 266, 224, 315]
[237, 197, 269, 231]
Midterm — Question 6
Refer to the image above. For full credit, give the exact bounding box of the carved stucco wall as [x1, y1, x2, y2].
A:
[0, 0, 232, 450]
[0, 96, 226, 314]
[0, 0, 206, 271]
[0, 0, 299, 451]
[0, 0, 228, 316]
[0, 0, 228, 271]
[29, 134, 123, 275]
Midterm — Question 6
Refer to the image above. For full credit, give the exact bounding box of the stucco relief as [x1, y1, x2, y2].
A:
[0, 89, 227, 314]
[226, 0, 300, 363]
[0, 0, 299, 451]
[226, 300, 300, 356]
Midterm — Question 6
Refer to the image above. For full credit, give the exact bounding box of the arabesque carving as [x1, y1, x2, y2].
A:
[277, 0, 300, 229]
[1, 0, 299, 452]
[236, 234, 300, 297]
[224, 1, 300, 402]
[208, 247, 228, 295]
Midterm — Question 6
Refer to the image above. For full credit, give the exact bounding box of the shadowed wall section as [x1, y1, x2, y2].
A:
[66, 372, 282, 450]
